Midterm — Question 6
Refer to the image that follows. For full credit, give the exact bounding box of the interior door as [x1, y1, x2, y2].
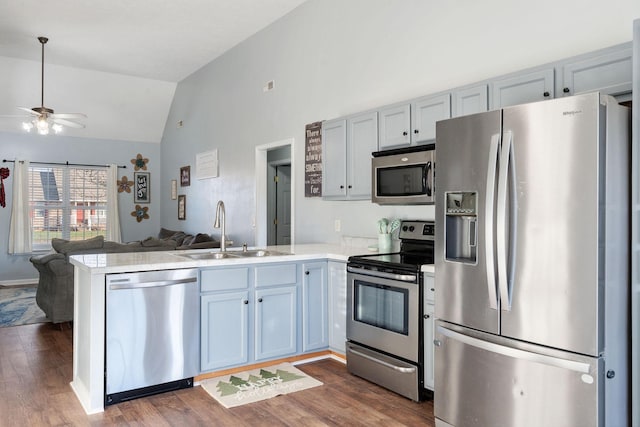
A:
[435, 110, 502, 335]
[275, 165, 291, 245]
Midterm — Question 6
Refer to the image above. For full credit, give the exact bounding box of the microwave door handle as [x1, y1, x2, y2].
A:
[425, 161, 432, 196]
[485, 133, 500, 310]
[497, 131, 513, 311]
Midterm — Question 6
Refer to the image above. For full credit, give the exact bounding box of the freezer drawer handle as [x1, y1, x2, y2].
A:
[349, 348, 417, 374]
[437, 325, 591, 374]
[109, 277, 197, 290]
[347, 266, 417, 282]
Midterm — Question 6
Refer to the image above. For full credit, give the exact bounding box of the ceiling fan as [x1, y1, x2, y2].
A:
[3, 36, 87, 135]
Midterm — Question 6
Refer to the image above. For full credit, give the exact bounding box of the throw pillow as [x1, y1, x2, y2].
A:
[158, 227, 180, 240]
[194, 233, 213, 243]
[52, 235, 105, 255]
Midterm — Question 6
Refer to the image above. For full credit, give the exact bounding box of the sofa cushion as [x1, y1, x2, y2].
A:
[52, 235, 104, 255]
[141, 237, 177, 248]
[181, 234, 196, 246]
[158, 227, 180, 239]
[194, 233, 213, 243]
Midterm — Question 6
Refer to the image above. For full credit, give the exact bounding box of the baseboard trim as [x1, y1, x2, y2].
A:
[195, 350, 336, 382]
[0, 278, 39, 287]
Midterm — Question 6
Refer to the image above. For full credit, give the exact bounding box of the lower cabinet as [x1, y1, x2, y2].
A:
[200, 260, 330, 373]
[328, 261, 347, 353]
[255, 285, 297, 361]
[424, 272, 435, 391]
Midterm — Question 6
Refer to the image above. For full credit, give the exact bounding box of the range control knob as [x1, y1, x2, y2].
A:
[402, 225, 409, 231]
[409, 226, 415, 232]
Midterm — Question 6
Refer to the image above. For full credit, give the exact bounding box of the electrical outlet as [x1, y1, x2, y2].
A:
[177, 120, 183, 128]
[263, 80, 275, 92]
[334, 219, 341, 232]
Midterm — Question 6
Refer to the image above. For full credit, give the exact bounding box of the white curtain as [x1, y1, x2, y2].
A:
[105, 164, 122, 243]
[8, 160, 32, 254]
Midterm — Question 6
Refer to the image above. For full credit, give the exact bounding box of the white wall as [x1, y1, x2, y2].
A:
[161, 0, 640, 247]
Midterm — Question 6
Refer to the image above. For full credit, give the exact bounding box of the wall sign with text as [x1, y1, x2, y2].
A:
[305, 121, 322, 197]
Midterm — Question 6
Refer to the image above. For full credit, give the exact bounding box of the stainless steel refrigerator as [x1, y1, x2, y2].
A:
[434, 92, 629, 427]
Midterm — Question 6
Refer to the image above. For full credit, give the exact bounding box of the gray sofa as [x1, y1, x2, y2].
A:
[30, 229, 220, 323]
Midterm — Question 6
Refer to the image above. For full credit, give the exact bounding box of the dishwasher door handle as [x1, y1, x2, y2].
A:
[108, 276, 197, 290]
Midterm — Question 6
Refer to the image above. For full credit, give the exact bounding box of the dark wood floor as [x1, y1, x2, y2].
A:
[0, 323, 435, 426]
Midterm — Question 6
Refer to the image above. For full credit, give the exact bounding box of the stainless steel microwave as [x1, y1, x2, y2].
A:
[371, 145, 435, 205]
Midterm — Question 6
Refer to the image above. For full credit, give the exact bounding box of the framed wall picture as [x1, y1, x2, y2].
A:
[171, 179, 177, 200]
[134, 172, 150, 203]
[178, 195, 186, 220]
[180, 166, 191, 186]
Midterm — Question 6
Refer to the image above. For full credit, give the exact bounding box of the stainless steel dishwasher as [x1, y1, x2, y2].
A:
[105, 268, 199, 405]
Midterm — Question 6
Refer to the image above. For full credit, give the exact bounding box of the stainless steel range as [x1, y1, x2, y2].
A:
[346, 220, 434, 401]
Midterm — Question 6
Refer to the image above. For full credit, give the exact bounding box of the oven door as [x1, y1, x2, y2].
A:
[346, 267, 420, 363]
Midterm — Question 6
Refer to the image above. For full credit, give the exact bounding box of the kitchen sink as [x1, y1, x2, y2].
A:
[179, 252, 238, 260]
[177, 249, 291, 260]
[232, 249, 291, 257]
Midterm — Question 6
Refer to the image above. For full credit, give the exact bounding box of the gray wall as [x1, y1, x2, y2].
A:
[0, 131, 161, 282]
[160, 0, 640, 247]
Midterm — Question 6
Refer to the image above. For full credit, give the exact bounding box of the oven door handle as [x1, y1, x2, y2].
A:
[347, 266, 417, 282]
[349, 348, 417, 374]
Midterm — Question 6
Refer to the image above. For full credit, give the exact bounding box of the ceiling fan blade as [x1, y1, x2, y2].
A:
[0, 114, 32, 118]
[52, 118, 85, 129]
[17, 107, 40, 116]
[50, 112, 87, 119]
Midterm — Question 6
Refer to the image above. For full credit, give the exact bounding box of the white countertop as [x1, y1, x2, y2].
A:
[69, 243, 377, 274]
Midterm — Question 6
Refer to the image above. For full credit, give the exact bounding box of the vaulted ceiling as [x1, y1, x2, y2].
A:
[0, 0, 308, 142]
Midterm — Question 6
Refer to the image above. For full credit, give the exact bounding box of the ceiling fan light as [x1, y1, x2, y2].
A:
[52, 123, 63, 133]
[22, 122, 34, 132]
[36, 117, 49, 134]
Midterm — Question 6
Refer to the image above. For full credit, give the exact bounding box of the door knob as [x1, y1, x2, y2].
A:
[258, 298, 263, 303]
[423, 314, 430, 319]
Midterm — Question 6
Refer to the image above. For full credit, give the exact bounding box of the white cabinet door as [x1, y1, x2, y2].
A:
[322, 119, 347, 198]
[412, 94, 451, 144]
[302, 262, 328, 352]
[254, 285, 297, 361]
[201, 291, 249, 371]
[328, 261, 347, 353]
[561, 46, 632, 97]
[348, 111, 378, 199]
[378, 104, 410, 150]
[453, 85, 488, 118]
[491, 68, 554, 109]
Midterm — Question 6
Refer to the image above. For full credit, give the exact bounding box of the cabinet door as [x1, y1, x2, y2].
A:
[328, 261, 347, 353]
[255, 285, 297, 361]
[491, 68, 554, 109]
[348, 111, 378, 199]
[201, 291, 249, 371]
[452, 85, 488, 118]
[322, 119, 347, 198]
[412, 94, 451, 144]
[424, 303, 435, 391]
[302, 262, 328, 352]
[561, 46, 632, 97]
[378, 104, 410, 150]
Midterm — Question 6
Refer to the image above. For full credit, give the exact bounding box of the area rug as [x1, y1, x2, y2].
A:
[0, 286, 50, 328]
[200, 362, 323, 408]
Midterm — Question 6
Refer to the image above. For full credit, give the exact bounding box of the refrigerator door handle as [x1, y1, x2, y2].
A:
[436, 325, 591, 374]
[484, 133, 501, 310]
[497, 131, 513, 310]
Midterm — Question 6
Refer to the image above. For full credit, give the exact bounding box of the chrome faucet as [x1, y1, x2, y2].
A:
[214, 200, 227, 251]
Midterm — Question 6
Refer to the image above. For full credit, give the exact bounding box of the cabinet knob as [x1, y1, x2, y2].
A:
[543, 91, 550, 97]
[423, 314, 430, 319]
[347, 185, 352, 189]
[305, 271, 310, 275]
[339, 185, 344, 189]
[402, 131, 408, 136]
[431, 288, 435, 292]
[563, 87, 570, 93]
[414, 129, 419, 134]
[244, 300, 249, 304]
[258, 298, 263, 303]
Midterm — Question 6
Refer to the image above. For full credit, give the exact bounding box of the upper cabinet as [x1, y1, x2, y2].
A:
[378, 94, 451, 150]
[452, 85, 489, 117]
[491, 68, 555, 109]
[560, 45, 632, 98]
[322, 111, 377, 200]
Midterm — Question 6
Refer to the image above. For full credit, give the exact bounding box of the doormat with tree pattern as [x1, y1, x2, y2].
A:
[199, 362, 323, 408]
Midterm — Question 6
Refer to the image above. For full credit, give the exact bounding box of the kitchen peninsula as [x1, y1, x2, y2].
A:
[68, 244, 437, 414]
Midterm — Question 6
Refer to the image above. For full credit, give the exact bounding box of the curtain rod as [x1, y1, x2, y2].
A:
[2, 159, 126, 169]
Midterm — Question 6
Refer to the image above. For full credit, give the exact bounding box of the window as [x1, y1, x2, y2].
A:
[29, 165, 109, 249]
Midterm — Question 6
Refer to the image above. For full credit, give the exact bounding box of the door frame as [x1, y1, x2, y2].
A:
[255, 138, 295, 247]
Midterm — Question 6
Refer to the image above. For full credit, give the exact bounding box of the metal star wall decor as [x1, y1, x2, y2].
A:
[117, 176, 132, 193]
[131, 153, 149, 171]
[131, 205, 149, 222]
